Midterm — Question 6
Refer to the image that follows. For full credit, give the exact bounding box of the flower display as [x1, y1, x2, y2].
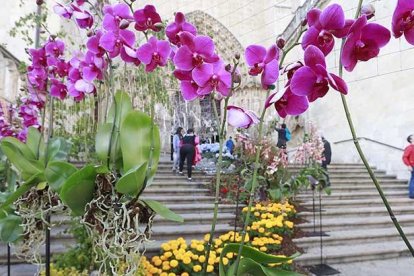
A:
[245, 44, 279, 88]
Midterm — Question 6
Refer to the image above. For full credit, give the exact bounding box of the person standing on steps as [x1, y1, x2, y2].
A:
[402, 134, 414, 198]
[172, 127, 184, 172]
[275, 123, 290, 149]
[321, 136, 332, 187]
[226, 136, 235, 154]
[179, 128, 196, 181]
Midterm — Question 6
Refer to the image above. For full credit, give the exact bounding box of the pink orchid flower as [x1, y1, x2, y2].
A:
[99, 29, 135, 58]
[173, 32, 219, 71]
[166, 12, 197, 45]
[103, 3, 133, 32]
[29, 48, 47, 68]
[87, 31, 106, 57]
[120, 45, 141, 65]
[72, 5, 93, 29]
[392, 0, 414, 45]
[136, 37, 171, 72]
[53, 3, 73, 19]
[291, 45, 347, 102]
[50, 79, 68, 100]
[134, 5, 162, 32]
[81, 51, 106, 82]
[265, 87, 309, 118]
[45, 39, 65, 57]
[245, 44, 279, 89]
[173, 70, 200, 101]
[227, 106, 259, 129]
[302, 4, 354, 56]
[341, 15, 390, 72]
[192, 60, 232, 97]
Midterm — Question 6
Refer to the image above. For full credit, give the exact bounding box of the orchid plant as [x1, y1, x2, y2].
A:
[0, 0, 413, 275]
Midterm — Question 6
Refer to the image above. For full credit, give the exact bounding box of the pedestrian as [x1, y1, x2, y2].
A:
[179, 128, 196, 181]
[172, 127, 184, 172]
[321, 136, 332, 186]
[226, 136, 235, 154]
[275, 123, 290, 149]
[402, 134, 414, 198]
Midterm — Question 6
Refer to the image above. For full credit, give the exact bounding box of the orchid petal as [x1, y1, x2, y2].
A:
[192, 63, 213, 87]
[304, 45, 326, 69]
[245, 45, 266, 66]
[290, 66, 317, 97]
[328, 73, 348, 94]
[180, 81, 199, 101]
[174, 46, 194, 70]
[320, 4, 345, 30]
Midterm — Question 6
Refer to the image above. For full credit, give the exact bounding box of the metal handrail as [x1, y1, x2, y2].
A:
[333, 137, 404, 151]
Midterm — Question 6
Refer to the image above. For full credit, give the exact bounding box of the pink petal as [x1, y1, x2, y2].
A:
[264, 45, 279, 63]
[404, 27, 414, 45]
[361, 23, 391, 48]
[332, 19, 354, 38]
[173, 69, 192, 81]
[261, 59, 279, 87]
[192, 63, 213, 87]
[113, 3, 132, 18]
[175, 12, 185, 24]
[341, 32, 359, 72]
[328, 73, 348, 94]
[179, 31, 195, 50]
[304, 45, 326, 69]
[99, 32, 116, 52]
[180, 81, 198, 101]
[307, 9, 321, 28]
[145, 60, 157, 72]
[197, 84, 214, 95]
[103, 14, 117, 31]
[174, 46, 194, 70]
[265, 92, 277, 109]
[308, 83, 329, 102]
[227, 106, 252, 129]
[136, 43, 154, 64]
[120, 29, 135, 47]
[301, 26, 319, 50]
[75, 79, 94, 93]
[245, 110, 259, 126]
[284, 89, 309, 116]
[290, 66, 317, 97]
[194, 36, 215, 57]
[157, 40, 172, 65]
[245, 45, 266, 66]
[82, 67, 98, 82]
[319, 4, 345, 30]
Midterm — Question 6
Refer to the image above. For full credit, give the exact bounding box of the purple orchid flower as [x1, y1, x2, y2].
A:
[29, 48, 47, 68]
[302, 4, 353, 56]
[173, 32, 219, 71]
[81, 51, 106, 82]
[46, 57, 69, 78]
[120, 45, 141, 65]
[45, 39, 65, 57]
[192, 60, 232, 97]
[27, 67, 47, 90]
[53, 3, 73, 19]
[341, 15, 391, 72]
[166, 12, 197, 45]
[134, 5, 162, 32]
[72, 5, 93, 29]
[99, 29, 135, 58]
[87, 31, 106, 57]
[50, 79, 68, 100]
[74, 0, 86, 6]
[265, 88, 309, 118]
[173, 69, 200, 101]
[245, 44, 279, 89]
[291, 45, 348, 102]
[103, 3, 133, 32]
[227, 106, 259, 129]
[392, 0, 414, 45]
[136, 36, 171, 72]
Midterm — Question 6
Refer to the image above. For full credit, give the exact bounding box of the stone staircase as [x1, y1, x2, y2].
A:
[0, 157, 237, 273]
[292, 163, 414, 269]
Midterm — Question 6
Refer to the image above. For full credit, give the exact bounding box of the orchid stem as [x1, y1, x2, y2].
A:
[336, 0, 414, 259]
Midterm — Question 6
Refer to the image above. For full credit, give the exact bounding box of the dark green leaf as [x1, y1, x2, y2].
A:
[142, 199, 183, 223]
[60, 165, 97, 216]
[26, 127, 44, 159]
[120, 111, 161, 182]
[115, 162, 147, 196]
[107, 91, 133, 128]
[47, 137, 71, 162]
[1, 137, 35, 160]
[45, 161, 78, 192]
[95, 123, 121, 167]
[0, 215, 22, 242]
[226, 257, 302, 276]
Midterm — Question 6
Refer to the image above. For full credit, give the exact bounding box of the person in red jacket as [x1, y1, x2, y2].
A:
[402, 134, 414, 198]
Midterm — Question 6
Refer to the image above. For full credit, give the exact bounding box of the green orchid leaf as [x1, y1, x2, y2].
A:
[120, 111, 160, 184]
[60, 165, 97, 216]
[95, 123, 122, 168]
[0, 215, 23, 243]
[219, 243, 299, 276]
[1, 137, 35, 160]
[44, 161, 78, 192]
[0, 172, 43, 212]
[26, 127, 44, 159]
[226, 257, 302, 276]
[47, 137, 71, 162]
[142, 199, 184, 223]
[0, 139, 43, 180]
[115, 162, 147, 196]
[107, 91, 133, 128]
[36, 182, 47, 190]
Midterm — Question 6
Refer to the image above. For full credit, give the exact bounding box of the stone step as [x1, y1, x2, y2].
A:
[148, 182, 210, 189]
[0, 264, 39, 275]
[296, 190, 408, 200]
[141, 195, 215, 204]
[300, 197, 414, 208]
[143, 188, 210, 196]
[153, 175, 211, 181]
[296, 240, 412, 265]
[300, 205, 414, 220]
[298, 214, 414, 232]
[0, 243, 68, 264]
[324, 185, 406, 193]
[295, 226, 414, 249]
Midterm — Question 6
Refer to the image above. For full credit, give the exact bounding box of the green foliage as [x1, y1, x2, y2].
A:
[142, 199, 184, 223]
[115, 162, 147, 196]
[44, 161, 78, 192]
[0, 215, 23, 243]
[219, 243, 300, 276]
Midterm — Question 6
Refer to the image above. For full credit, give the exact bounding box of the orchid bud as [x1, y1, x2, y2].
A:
[87, 29, 94, 37]
[50, 34, 57, 40]
[154, 22, 164, 29]
[276, 37, 285, 49]
[225, 64, 232, 72]
[36, 0, 44, 5]
[301, 18, 308, 27]
[234, 53, 240, 60]
[361, 4, 375, 20]
[119, 19, 130, 29]
[40, 30, 46, 34]
[233, 73, 241, 84]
